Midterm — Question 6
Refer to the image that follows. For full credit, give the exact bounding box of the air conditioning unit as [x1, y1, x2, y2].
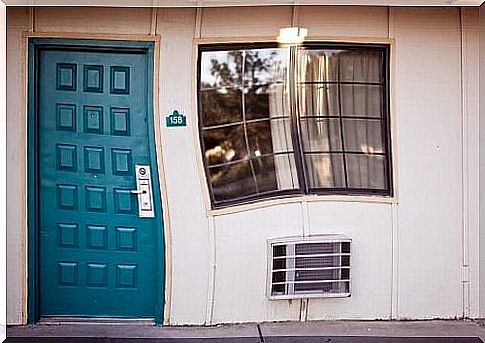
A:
[267, 235, 351, 300]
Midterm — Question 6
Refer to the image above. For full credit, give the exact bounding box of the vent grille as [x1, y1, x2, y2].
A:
[268, 235, 351, 299]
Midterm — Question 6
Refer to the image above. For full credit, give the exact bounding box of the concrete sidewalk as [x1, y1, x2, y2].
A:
[6, 320, 485, 340]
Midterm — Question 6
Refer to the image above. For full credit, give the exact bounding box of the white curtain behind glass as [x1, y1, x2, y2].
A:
[268, 59, 299, 190]
[298, 49, 386, 190]
[339, 50, 385, 189]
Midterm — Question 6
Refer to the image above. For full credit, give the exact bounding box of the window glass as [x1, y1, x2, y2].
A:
[203, 125, 248, 166]
[200, 50, 243, 88]
[199, 47, 299, 206]
[346, 154, 387, 189]
[339, 84, 383, 118]
[300, 118, 342, 152]
[200, 88, 242, 127]
[299, 47, 389, 193]
[208, 160, 256, 202]
[305, 153, 346, 189]
[199, 44, 391, 207]
[300, 49, 340, 83]
[342, 119, 384, 154]
[338, 49, 383, 83]
[299, 84, 340, 117]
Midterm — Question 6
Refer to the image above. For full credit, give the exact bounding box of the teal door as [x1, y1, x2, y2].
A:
[35, 42, 163, 321]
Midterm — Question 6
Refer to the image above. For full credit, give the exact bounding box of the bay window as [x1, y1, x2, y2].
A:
[198, 43, 391, 208]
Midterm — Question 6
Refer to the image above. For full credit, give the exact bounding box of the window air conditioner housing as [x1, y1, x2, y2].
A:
[267, 235, 351, 300]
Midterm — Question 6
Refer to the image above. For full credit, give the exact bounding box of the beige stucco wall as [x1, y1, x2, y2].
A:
[6, 5, 480, 325]
[1, 0, 7, 337]
[480, 3, 485, 320]
[7, 7, 29, 325]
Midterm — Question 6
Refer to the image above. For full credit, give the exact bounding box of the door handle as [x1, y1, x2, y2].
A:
[133, 165, 155, 218]
[130, 189, 147, 195]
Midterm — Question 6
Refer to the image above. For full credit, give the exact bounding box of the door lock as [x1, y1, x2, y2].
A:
[132, 165, 155, 218]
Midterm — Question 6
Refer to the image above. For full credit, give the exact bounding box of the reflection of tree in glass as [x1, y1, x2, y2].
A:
[201, 49, 284, 201]
[209, 50, 243, 87]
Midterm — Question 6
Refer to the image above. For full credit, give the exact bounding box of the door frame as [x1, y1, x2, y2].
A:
[27, 38, 165, 324]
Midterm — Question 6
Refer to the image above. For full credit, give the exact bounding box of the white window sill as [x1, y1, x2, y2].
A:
[207, 194, 398, 217]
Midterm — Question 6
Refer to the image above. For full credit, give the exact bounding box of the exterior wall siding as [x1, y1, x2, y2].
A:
[393, 7, 463, 319]
[6, 5, 480, 325]
[7, 7, 29, 325]
[480, 3, 485, 319]
[459, 7, 479, 319]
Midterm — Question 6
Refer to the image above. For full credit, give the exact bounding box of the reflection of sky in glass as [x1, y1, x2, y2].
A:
[243, 48, 288, 86]
[201, 50, 242, 88]
[200, 48, 288, 89]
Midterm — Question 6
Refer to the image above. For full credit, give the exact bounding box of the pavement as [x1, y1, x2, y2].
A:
[6, 320, 485, 342]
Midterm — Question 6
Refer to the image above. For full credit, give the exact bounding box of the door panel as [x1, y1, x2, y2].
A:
[37, 47, 162, 318]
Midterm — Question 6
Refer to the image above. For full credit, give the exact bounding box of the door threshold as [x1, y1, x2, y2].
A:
[38, 317, 156, 325]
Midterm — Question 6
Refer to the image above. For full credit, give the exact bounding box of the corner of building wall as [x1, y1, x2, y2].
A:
[5, 6, 30, 325]
[454, 6, 481, 320]
[0, 0, 6, 333]
[479, 3, 485, 319]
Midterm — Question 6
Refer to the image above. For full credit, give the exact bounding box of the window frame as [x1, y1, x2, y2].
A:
[197, 42, 393, 209]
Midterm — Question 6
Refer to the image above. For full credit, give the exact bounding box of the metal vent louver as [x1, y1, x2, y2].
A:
[267, 235, 351, 299]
